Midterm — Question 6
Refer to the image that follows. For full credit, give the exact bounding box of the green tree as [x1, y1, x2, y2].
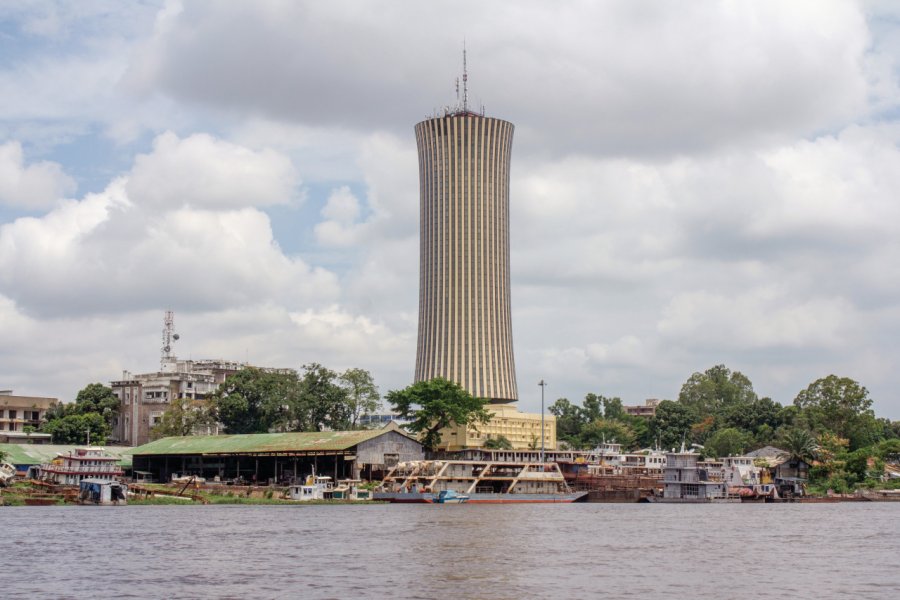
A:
[649, 400, 694, 450]
[704, 427, 751, 458]
[73, 383, 120, 428]
[150, 397, 216, 440]
[293, 363, 351, 431]
[579, 419, 636, 450]
[483, 435, 513, 450]
[581, 393, 604, 422]
[678, 364, 757, 418]
[548, 398, 584, 445]
[339, 368, 380, 429]
[602, 396, 625, 421]
[780, 428, 818, 463]
[42, 412, 110, 445]
[794, 375, 876, 448]
[386, 378, 491, 450]
[211, 368, 299, 434]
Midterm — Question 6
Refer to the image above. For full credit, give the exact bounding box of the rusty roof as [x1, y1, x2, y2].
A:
[132, 429, 409, 456]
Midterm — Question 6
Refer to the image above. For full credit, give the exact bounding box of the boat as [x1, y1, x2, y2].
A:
[36, 447, 125, 486]
[0, 461, 16, 487]
[435, 489, 469, 504]
[78, 478, 128, 505]
[289, 474, 334, 501]
[374, 460, 588, 504]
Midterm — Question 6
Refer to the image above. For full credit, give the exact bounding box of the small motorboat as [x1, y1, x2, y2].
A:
[435, 489, 469, 504]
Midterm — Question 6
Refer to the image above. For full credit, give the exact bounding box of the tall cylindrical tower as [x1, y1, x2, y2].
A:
[414, 112, 518, 403]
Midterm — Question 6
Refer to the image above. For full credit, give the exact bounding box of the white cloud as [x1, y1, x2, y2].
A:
[127, 131, 299, 209]
[0, 141, 76, 208]
[0, 134, 334, 317]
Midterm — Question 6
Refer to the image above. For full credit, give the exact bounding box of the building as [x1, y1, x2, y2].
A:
[414, 57, 517, 404]
[131, 424, 424, 483]
[0, 391, 57, 443]
[437, 403, 556, 452]
[660, 448, 728, 501]
[111, 358, 294, 447]
[624, 399, 660, 418]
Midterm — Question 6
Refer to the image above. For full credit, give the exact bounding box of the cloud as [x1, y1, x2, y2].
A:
[127, 131, 299, 209]
[129, 1, 872, 157]
[0, 141, 76, 208]
[0, 133, 334, 318]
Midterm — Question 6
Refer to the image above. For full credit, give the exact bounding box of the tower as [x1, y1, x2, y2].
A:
[413, 55, 518, 403]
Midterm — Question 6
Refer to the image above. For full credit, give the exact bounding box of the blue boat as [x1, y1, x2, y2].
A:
[435, 489, 469, 504]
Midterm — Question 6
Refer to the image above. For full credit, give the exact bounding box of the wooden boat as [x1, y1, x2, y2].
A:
[374, 460, 588, 504]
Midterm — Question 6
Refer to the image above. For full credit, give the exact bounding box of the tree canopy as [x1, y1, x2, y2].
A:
[386, 378, 491, 450]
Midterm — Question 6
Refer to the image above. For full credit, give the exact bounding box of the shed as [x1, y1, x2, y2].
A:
[131, 425, 424, 483]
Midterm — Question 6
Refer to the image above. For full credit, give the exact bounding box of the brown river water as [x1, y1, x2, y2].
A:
[2, 503, 898, 599]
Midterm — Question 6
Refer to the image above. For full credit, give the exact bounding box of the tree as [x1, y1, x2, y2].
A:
[602, 396, 625, 421]
[678, 364, 757, 418]
[386, 378, 491, 450]
[548, 398, 584, 445]
[794, 375, 875, 448]
[483, 435, 513, 450]
[705, 428, 751, 458]
[73, 383, 120, 429]
[581, 394, 604, 422]
[150, 397, 216, 440]
[649, 400, 694, 450]
[211, 368, 299, 434]
[579, 419, 636, 450]
[42, 412, 110, 445]
[339, 368, 380, 429]
[780, 428, 818, 463]
[292, 363, 351, 431]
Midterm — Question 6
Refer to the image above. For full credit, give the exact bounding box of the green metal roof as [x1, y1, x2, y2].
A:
[132, 429, 399, 456]
[0, 444, 135, 468]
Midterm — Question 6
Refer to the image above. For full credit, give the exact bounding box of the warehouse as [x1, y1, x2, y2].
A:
[131, 424, 424, 484]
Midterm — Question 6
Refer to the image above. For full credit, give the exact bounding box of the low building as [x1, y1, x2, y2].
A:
[131, 424, 424, 483]
[662, 449, 727, 501]
[437, 403, 557, 451]
[111, 358, 294, 447]
[0, 391, 57, 443]
[746, 446, 809, 497]
[624, 399, 660, 418]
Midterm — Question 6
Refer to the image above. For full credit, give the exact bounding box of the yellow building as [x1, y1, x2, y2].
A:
[438, 404, 556, 451]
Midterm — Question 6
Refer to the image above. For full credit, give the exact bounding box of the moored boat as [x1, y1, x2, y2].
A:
[374, 459, 588, 504]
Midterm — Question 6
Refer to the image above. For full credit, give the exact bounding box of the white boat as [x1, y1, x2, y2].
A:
[37, 447, 125, 486]
[289, 475, 334, 501]
[0, 462, 17, 487]
[375, 460, 588, 504]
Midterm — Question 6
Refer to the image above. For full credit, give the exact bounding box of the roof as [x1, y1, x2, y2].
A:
[746, 446, 789, 459]
[132, 428, 415, 456]
[0, 444, 135, 468]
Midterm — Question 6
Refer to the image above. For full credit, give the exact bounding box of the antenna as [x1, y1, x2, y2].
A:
[161, 310, 179, 369]
[462, 41, 469, 112]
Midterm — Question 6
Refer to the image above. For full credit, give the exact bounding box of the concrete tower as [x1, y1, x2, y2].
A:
[413, 80, 518, 403]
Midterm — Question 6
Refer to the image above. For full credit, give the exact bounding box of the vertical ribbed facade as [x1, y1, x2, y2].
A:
[414, 113, 518, 403]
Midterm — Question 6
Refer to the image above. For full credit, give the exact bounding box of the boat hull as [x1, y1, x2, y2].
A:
[374, 491, 588, 504]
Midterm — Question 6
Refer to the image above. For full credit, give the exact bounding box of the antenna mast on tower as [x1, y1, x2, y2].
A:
[161, 310, 179, 369]
[462, 42, 469, 113]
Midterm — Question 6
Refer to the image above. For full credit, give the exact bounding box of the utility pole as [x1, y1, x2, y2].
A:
[538, 380, 547, 464]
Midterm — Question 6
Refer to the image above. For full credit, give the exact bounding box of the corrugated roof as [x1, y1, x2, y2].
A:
[132, 429, 403, 456]
[0, 444, 135, 467]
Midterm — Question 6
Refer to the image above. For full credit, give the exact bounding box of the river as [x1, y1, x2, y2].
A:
[2, 503, 898, 599]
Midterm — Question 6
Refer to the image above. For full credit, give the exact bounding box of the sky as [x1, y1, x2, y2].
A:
[1, 0, 899, 420]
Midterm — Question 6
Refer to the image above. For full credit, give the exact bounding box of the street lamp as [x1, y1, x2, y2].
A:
[538, 379, 547, 464]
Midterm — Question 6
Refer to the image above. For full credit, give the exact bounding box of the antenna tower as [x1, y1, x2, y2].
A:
[462, 42, 469, 112]
[161, 310, 179, 368]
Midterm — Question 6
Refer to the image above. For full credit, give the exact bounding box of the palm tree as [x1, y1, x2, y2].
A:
[782, 428, 818, 463]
